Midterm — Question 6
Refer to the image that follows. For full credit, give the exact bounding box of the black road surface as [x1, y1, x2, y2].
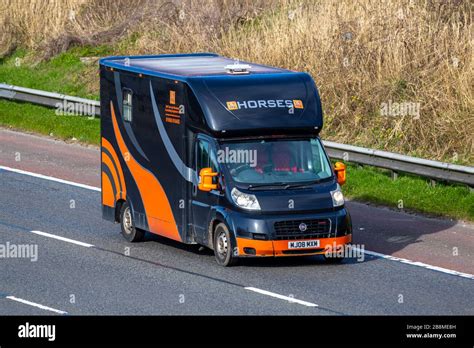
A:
[0, 169, 473, 315]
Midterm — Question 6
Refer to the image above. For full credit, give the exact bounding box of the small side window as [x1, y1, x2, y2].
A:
[196, 140, 210, 174]
[196, 140, 219, 174]
[209, 147, 218, 172]
[123, 89, 133, 122]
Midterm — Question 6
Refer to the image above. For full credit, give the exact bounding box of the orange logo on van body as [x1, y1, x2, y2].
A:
[293, 99, 304, 109]
[226, 101, 238, 110]
[169, 90, 176, 105]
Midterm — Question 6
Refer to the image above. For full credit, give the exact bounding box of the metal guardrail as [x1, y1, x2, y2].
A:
[1, 83, 473, 187]
[323, 141, 474, 186]
[0, 83, 100, 116]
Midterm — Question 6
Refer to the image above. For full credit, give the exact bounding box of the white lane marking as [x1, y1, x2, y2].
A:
[27, 228, 318, 308]
[6, 296, 68, 315]
[245, 287, 318, 307]
[30, 230, 94, 248]
[2, 165, 474, 281]
[0, 165, 100, 192]
[354, 247, 474, 280]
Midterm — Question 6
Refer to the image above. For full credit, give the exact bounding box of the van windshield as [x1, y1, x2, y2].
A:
[219, 138, 333, 186]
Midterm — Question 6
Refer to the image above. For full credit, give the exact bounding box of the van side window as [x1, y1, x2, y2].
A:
[196, 140, 218, 173]
[209, 147, 218, 172]
[197, 141, 209, 174]
[122, 89, 133, 122]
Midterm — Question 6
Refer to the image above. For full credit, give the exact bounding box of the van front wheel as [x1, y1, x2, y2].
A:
[213, 223, 237, 267]
[120, 201, 144, 242]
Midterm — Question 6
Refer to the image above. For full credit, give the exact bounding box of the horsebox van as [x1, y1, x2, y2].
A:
[99, 53, 352, 266]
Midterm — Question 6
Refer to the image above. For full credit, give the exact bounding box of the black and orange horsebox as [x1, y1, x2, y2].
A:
[99, 53, 352, 266]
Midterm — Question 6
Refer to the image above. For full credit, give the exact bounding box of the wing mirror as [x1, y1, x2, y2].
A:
[198, 167, 218, 192]
[334, 162, 346, 186]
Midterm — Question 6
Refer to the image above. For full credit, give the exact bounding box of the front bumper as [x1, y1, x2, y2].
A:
[236, 235, 352, 257]
[228, 207, 352, 257]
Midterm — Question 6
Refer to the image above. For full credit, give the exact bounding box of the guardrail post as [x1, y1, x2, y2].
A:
[391, 171, 398, 180]
[430, 179, 437, 187]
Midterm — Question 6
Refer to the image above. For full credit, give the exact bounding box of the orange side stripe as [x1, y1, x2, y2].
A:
[102, 155, 121, 201]
[101, 172, 115, 207]
[102, 137, 126, 200]
[110, 102, 181, 242]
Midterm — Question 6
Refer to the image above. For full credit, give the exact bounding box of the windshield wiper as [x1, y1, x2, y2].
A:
[283, 182, 317, 190]
[283, 178, 331, 189]
[247, 177, 332, 191]
[247, 183, 290, 190]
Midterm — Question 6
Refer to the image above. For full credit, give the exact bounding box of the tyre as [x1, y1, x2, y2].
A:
[213, 223, 238, 267]
[120, 201, 145, 242]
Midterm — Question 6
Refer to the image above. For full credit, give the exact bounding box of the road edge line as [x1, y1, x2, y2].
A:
[0, 165, 100, 191]
[30, 230, 94, 248]
[354, 247, 474, 280]
[2, 165, 473, 281]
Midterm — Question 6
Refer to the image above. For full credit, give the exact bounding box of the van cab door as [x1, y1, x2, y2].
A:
[191, 137, 220, 244]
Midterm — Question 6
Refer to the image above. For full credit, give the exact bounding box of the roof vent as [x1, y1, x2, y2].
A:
[225, 63, 251, 75]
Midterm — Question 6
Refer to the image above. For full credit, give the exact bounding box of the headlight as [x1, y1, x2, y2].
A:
[330, 186, 345, 207]
[231, 187, 261, 210]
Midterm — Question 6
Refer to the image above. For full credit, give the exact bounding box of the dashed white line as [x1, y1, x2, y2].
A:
[30, 230, 94, 248]
[6, 296, 68, 315]
[0, 165, 100, 192]
[245, 287, 318, 307]
[1, 165, 473, 281]
[28, 229, 318, 309]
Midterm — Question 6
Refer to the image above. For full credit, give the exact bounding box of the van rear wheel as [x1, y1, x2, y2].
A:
[213, 223, 237, 267]
[120, 201, 144, 242]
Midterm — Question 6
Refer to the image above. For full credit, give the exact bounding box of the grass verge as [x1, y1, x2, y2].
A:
[0, 46, 111, 99]
[0, 100, 99, 144]
[0, 98, 472, 222]
[344, 164, 473, 222]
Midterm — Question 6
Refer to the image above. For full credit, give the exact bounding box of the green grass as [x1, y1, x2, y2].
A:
[0, 46, 112, 99]
[0, 98, 472, 222]
[0, 45, 472, 222]
[0, 100, 99, 144]
[343, 164, 474, 221]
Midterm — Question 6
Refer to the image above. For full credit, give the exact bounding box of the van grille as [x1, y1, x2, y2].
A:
[274, 219, 331, 240]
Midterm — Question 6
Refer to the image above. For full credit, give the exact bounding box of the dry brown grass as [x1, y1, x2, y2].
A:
[0, 0, 84, 55]
[1, 0, 472, 163]
[218, 0, 474, 163]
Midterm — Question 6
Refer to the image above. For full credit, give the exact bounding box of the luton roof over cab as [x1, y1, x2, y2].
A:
[100, 53, 323, 134]
[100, 53, 290, 77]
